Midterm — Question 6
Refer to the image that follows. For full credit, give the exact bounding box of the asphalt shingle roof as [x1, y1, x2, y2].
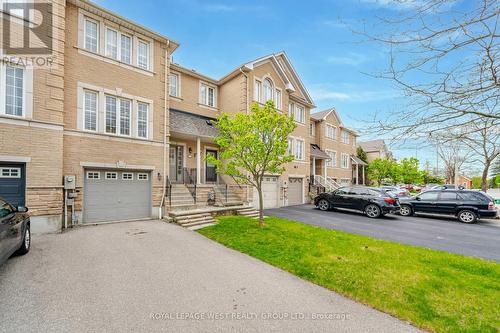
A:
[169, 109, 218, 138]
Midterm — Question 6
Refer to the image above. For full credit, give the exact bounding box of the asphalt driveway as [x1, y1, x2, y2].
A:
[266, 205, 500, 262]
[0, 220, 419, 333]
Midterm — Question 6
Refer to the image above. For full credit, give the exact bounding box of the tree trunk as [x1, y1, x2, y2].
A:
[481, 160, 492, 192]
[257, 186, 264, 227]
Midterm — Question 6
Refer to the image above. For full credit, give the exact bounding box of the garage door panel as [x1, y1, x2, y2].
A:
[288, 178, 303, 206]
[253, 177, 279, 209]
[84, 171, 151, 223]
[0, 164, 25, 207]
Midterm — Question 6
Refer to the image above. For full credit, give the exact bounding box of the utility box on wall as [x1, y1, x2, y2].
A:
[64, 175, 76, 190]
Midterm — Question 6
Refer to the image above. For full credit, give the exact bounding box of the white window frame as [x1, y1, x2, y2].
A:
[84, 17, 99, 53]
[105, 27, 118, 60]
[294, 104, 305, 124]
[105, 95, 132, 137]
[137, 39, 150, 70]
[0, 167, 21, 178]
[169, 73, 180, 97]
[263, 78, 274, 103]
[1, 64, 26, 118]
[137, 102, 149, 138]
[83, 90, 98, 132]
[122, 172, 134, 180]
[294, 139, 305, 160]
[86, 171, 100, 179]
[326, 124, 337, 140]
[341, 153, 350, 169]
[120, 33, 132, 64]
[105, 171, 118, 180]
[310, 123, 316, 137]
[325, 150, 337, 168]
[275, 88, 282, 110]
[199, 82, 217, 108]
[341, 130, 350, 144]
[254, 79, 262, 102]
[287, 137, 294, 156]
[105, 95, 117, 134]
[138, 173, 149, 180]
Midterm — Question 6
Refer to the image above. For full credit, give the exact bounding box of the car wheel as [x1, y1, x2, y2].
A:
[15, 224, 30, 255]
[457, 210, 477, 224]
[365, 204, 381, 218]
[400, 205, 413, 216]
[317, 199, 330, 211]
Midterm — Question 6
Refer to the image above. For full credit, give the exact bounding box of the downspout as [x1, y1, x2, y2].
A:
[159, 40, 170, 219]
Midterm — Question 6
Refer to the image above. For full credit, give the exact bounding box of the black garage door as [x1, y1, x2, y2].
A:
[0, 163, 26, 207]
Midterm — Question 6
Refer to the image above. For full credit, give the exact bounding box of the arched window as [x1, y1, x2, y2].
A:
[263, 78, 274, 103]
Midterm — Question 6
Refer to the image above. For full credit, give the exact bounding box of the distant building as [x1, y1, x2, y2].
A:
[358, 140, 394, 162]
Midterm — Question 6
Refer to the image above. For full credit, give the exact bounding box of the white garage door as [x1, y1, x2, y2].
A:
[253, 176, 279, 209]
[83, 170, 151, 223]
[288, 178, 303, 206]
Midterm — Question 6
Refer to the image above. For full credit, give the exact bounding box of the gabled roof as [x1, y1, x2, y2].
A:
[169, 109, 218, 138]
[310, 107, 344, 127]
[358, 140, 387, 152]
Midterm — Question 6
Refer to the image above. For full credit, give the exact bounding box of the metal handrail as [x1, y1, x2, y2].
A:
[166, 176, 172, 207]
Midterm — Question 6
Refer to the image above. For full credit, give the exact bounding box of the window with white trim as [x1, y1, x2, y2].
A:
[86, 171, 100, 179]
[137, 102, 149, 138]
[341, 153, 349, 168]
[119, 99, 131, 136]
[105, 96, 117, 134]
[288, 103, 294, 119]
[138, 173, 149, 180]
[295, 139, 304, 160]
[275, 89, 282, 109]
[352, 136, 356, 147]
[288, 103, 305, 124]
[122, 173, 133, 180]
[341, 130, 349, 144]
[263, 78, 273, 102]
[105, 172, 118, 180]
[326, 150, 337, 167]
[200, 83, 216, 107]
[120, 34, 132, 64]
[137, 40, 150, 70]
[254, 80, 261, 102]
[3, 65, 24, 117]
[326, 124, 337, 140]
[84, 90, 98, 131]
[105, 27, 118, 59]
[309, 123, 316, 137]
[287, 138, 294, 156]
[0, 168, 20, 178]
[169, 73, 179, 97]
[84, 17, 98, 53]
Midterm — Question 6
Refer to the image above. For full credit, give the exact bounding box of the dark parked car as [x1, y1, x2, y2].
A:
[314, 186, 400, 218]
[399, 190, 497, 223]
[379, 186, 411, 198]
[0, 197, 30, 266]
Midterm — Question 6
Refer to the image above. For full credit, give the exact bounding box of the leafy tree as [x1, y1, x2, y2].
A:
[208, 101, 296, 226]
[422, 171, 444, 185]
[356, 146, 368, 163]
[471, 177, 483, 190]
[399, 157, 423, 185]
[368, 158, 397, 185]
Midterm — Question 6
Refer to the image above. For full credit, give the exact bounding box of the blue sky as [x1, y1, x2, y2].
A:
[93, 0, 451, 164]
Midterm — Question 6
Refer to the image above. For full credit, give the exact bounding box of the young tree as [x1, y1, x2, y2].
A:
[436, 139, 470, 184]
[399, 157, 423, 185]
[208, 101, 296, 226]
[368, 158, 397, 185]
[356, 146, 368, 163]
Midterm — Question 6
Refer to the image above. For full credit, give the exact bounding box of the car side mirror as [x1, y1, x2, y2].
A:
[415, 197, 421, 201]
[17, 206, 28, 213]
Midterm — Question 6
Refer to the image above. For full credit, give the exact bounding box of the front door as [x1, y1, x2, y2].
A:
[169, 145, 184, 183]
[205, 150, 218, 183]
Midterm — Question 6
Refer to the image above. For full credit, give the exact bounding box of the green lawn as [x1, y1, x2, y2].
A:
[198, 216, 500, 333]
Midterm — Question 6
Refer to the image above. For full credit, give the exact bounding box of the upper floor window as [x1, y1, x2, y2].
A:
[309, 123, 316, 137]
[84, 90, 98, 131]
[326, 124, 337, 140]
[3, 65, 24, 117]
[137, 102, 149, 138]
[84, 18, 98, 53]
[275, 89, 282, 109]
[341, 130, 349, 144]
[254, 80, 262, 102]
[200, 83, 216, 108]
[105, 28, 118, 59]
[120, 34, 132, 64]
[289, 103, 304, 124]
[263, 78, 274, 102]
[169, 73, 179, 97]
[352, 136, 356, 147]
[341, 153, 350, 168]
[326, 150, 337, 167]
[138, 40, 150, 70]
[288, 137, 304, 160]
[105, 96, 131, 136]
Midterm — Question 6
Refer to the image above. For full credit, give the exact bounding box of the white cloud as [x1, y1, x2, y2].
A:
[327, 53, 370, 66]
[310, 85, 400, 102]
[358, 0, 423, 10]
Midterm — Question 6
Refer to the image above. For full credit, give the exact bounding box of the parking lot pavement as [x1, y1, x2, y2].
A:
[0, 220, 420, 333]
[266, 205, 500, 262]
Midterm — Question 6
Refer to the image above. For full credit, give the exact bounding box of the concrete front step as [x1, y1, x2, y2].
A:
[181, 218, 216, 228]
[187, 222, 217, 230]
[176, 213, 212, 223]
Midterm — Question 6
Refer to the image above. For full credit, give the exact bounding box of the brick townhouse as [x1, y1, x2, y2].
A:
[0, 0, 360, 232]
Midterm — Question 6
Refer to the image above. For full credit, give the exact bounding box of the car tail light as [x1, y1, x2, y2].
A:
[384, 197, 396, 205]
[488, 202, 496, 210]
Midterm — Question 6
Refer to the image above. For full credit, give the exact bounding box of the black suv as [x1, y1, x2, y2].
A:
[399, 190, 497, 223]
[314, 186, 401, 218]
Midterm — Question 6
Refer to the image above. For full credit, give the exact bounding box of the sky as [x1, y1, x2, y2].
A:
[93, 0, 462, 166]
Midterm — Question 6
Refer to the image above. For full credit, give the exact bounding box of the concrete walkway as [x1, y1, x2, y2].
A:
[0, 220, 420, 333]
